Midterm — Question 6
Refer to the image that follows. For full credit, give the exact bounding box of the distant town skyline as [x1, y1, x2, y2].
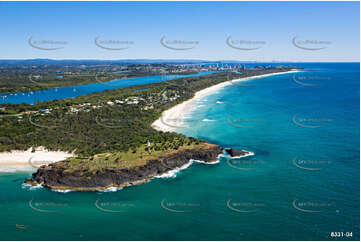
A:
[0, 1, 359, 62]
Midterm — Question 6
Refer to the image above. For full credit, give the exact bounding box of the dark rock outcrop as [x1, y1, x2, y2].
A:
[25, 144, 249, 191]
[224, 148, 248, 158]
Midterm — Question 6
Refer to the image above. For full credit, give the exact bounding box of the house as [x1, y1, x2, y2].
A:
[40, 109, 51, 114]
[70, 107, 79, 113]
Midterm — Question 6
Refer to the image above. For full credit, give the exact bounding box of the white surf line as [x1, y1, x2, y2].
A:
[152, 70, 301, 133]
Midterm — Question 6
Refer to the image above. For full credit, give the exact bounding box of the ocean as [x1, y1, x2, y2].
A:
[0, 63, 359, 240]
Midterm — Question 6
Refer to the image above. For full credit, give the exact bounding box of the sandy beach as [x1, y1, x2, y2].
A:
[0, 70, 298, 172]
[152, 70, 300, 132]
[0, 146, 74, 172]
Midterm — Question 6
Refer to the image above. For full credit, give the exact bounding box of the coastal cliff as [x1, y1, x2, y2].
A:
[25, 143, 249, 191]
[20, 70, 296, 192]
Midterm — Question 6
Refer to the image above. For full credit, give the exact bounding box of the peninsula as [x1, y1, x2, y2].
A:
[0, 64, 300, 191]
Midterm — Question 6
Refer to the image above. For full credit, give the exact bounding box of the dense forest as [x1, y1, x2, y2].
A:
[0, 68, 294, 168]
[0, 72, 238, 154]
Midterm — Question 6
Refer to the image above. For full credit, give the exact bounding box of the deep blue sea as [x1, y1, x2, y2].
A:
[0, 63, 359, 240]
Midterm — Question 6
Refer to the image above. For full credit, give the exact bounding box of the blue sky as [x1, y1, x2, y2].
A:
[0, 1, 359, 61]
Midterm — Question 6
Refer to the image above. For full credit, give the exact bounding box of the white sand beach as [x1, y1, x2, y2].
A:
[152, 70, 300, 132]
[0, 70, 298, 172]
[0, 146, 74, 172]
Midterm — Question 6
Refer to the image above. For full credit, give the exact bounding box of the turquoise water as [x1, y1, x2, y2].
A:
[0, 63, 359, 240]
[0, 71, 218, 104]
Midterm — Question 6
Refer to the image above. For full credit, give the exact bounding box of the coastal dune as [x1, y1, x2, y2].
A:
[152, 70, 300, 132]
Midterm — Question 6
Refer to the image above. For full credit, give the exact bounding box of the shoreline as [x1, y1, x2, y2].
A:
[4, 70, 296, 191]
[0, 147, 74, 172]
[25, 148, 253, 192]
[152, 70, 300, 132]
[0, 70, 297, 175]
[25, 143, 232, 191]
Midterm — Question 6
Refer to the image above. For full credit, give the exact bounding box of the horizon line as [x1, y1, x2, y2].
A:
[0, 58, 359, 63]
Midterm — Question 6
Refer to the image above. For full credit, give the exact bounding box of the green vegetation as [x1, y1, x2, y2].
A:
[0, 61, 201, 94]
[62, 142, 205, 175]
[0, 72, 155, 94]
[0, 68, 294, 170]
[0, 72, 239, 155]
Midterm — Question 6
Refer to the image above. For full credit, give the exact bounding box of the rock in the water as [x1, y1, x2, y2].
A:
[223, 148, 248, 157]
[25, 143, 223, 191]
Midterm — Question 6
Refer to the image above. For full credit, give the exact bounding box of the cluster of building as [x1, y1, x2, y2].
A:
[9, 88, 181, 120]
[109, 63, 247, 74]
[16, 63, 297, 84]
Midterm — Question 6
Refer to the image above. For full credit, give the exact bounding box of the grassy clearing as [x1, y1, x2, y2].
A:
[63, 142, 209, 173]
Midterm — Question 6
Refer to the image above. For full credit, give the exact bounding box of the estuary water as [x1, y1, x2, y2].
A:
[0, 71, 218, 104]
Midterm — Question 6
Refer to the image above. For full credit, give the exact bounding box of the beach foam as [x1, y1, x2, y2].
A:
[191, 158, 220, 165]
[202, 118, 216, 122]
[22, 182, 43, 190]
[52, 189, 72, 193]
[154, 160, 194, 178]
[152, 70, 300, 133]
[155, 155, 224, 179]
